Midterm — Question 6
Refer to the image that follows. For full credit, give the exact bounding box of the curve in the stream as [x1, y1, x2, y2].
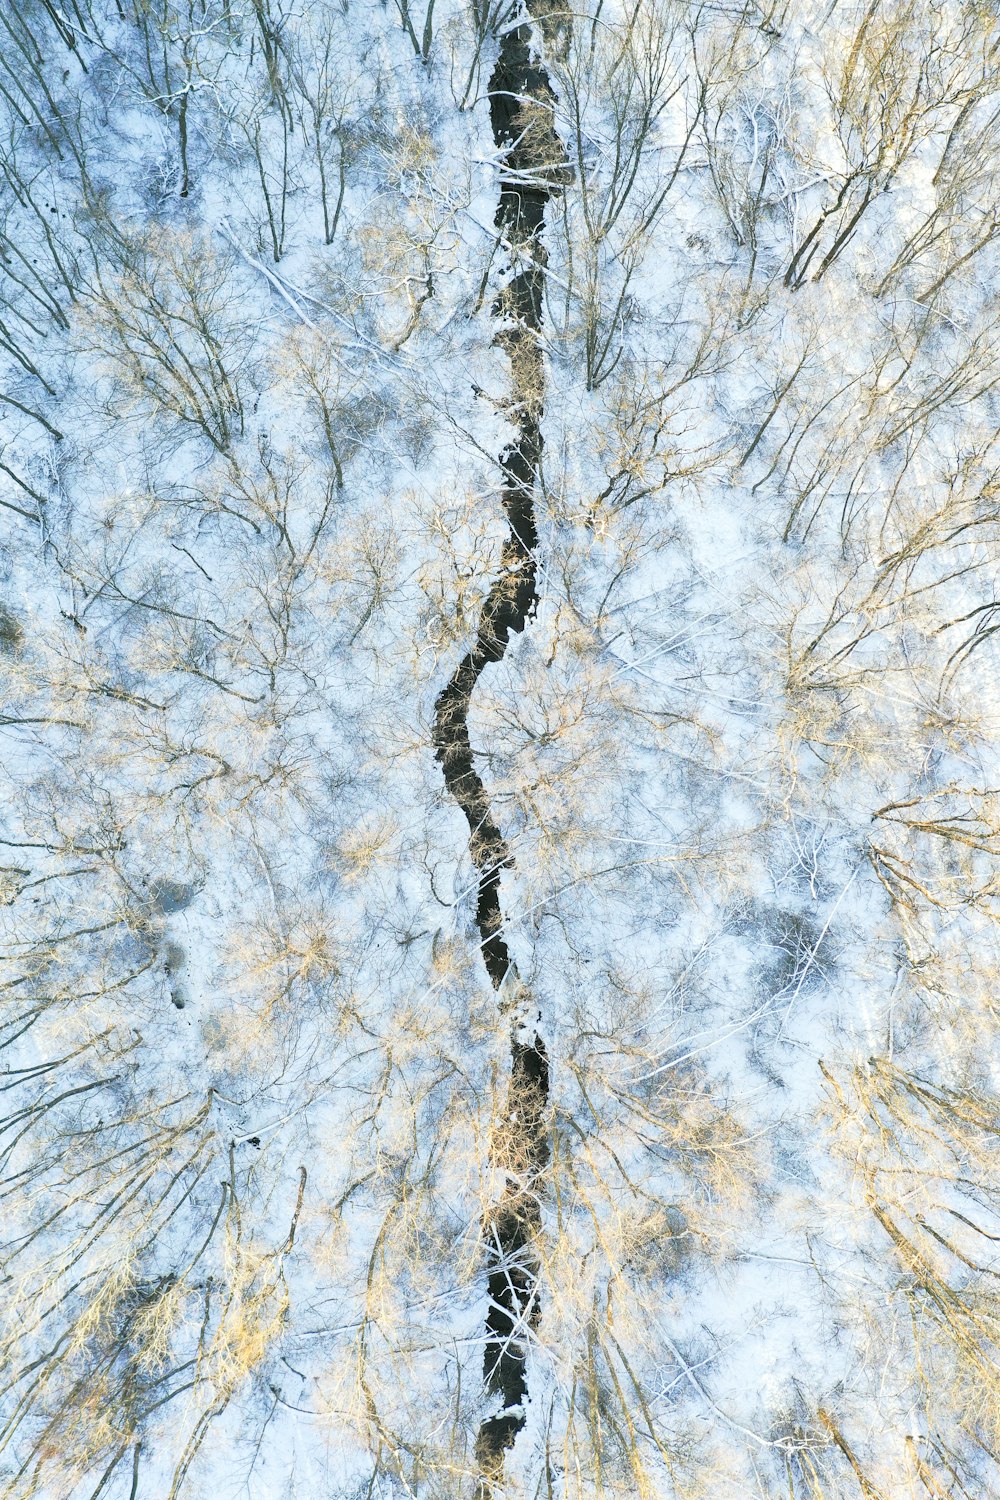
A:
[431, 5, 566, 1489]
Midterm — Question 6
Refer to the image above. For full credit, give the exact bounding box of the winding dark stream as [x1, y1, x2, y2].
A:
[431, 6, 566, 1487]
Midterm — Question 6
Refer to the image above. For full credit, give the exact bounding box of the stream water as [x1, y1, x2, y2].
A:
[431, 5, 566, 1486]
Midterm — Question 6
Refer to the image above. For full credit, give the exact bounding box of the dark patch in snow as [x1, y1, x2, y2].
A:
[149, 877, 198, 915]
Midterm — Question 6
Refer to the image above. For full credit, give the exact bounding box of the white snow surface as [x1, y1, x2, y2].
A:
[2, 1, 1000, 1497]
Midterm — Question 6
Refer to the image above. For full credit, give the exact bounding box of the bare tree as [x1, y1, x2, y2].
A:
[79, 228, 256, 452]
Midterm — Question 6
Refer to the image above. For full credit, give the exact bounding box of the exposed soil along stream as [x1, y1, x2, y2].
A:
[431, 5, 567, 1488]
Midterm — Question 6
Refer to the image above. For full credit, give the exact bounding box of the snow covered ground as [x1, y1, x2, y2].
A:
[2, 1, 1000, 1496]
